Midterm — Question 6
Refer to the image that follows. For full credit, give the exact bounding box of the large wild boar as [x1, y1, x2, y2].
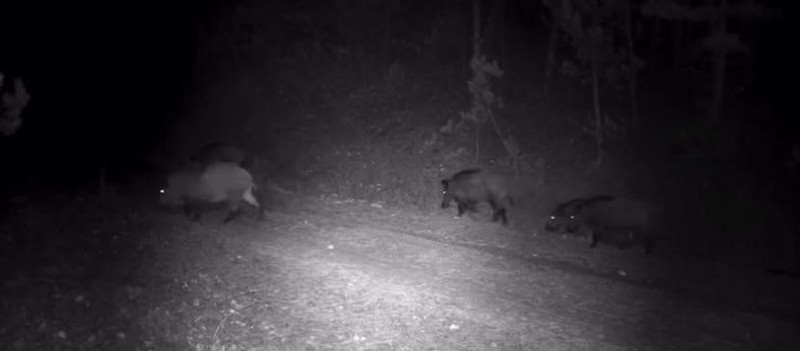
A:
[568, 196, 655, 254]
[440, 168, 515, 225]
[159, 162, 261, 223]
[545, 195, 615, 234]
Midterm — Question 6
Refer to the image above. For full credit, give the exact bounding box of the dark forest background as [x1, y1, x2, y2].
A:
[1, 0, 796, 269]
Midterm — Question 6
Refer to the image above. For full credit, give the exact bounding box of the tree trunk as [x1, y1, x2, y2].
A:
[475, 122, 481, 164]
[543, 4, 559, 101]
[498, 0, 506, 64]
[487, 0, 507, 97]
[709, 0, 729, 155]
[590, 27, 604, 165]
[624, 0, 638, 132]
[472, 0, 482, 60]
[709, 0, 728, 125]
[382, 1, 391, 64]
[472, 0, 482, 161]
[648, 18, 661, 66]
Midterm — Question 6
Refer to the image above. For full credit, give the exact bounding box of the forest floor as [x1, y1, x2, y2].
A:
[2, 186, 799, 351]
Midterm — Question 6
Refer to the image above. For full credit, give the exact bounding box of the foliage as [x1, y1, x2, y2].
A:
[461, 56, 504, 125]
[297, 86, 460, 210]
[542, 0, 647, 164]
[546, 0, 644, 92]
[641, 0, 778, 55]
[456, 55, 524, 171]
[153, 0, 792, 257]
[642, 0, 779, 22]
[640, 0, 781, 151]
[0, 73, 31, 137]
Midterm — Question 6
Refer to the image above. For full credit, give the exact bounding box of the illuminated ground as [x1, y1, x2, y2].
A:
[2, 190, 799, 350]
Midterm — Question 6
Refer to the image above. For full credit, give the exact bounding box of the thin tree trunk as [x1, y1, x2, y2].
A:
[590, 27, 604, 165]
[472, 0, 482, 161]
[543, 4, 558, 101]
[487, 0, 507, 97]
[382, 3, 391, 64]
[462, 15, 469, 75]
[473, 0, 481, 60]
[499, 0, 506, 64]
[625, 0, 638, 132]
[648, 18, 661, 66]
[672, 19, 684, 73]
[710, 0, 727, 125]
[475, 122, 481, 164]
[710, 0, 729, 155]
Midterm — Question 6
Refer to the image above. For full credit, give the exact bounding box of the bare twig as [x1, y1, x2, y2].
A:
[212, 312, 229, 342]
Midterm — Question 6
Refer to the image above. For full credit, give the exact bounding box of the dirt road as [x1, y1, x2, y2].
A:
[3, 193, 799, 350]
